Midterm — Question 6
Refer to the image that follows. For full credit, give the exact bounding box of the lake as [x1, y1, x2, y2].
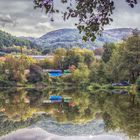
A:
[0, 88, 139, 140]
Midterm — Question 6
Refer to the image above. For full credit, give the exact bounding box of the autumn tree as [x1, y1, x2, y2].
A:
[4, 55, 35, 83]
[72, 63, 90, 84]
[53, 48, 66, 69]
[106, 31, 140, 83]
[63, 48, 84, 68]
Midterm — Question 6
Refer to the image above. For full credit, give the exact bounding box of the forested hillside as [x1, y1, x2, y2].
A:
[32, 28, 134, 51]
[0, 30, 40, 54]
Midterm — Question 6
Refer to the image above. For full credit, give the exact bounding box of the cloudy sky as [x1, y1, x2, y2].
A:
[0, 0, 140, 37]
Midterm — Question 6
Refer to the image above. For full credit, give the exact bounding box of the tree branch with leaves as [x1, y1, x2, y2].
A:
[34, 0, 138, 41]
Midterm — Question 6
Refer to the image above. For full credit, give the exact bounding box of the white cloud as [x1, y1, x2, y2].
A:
[36, 22, 53, 30]
[41, 15, 48, 19]
[0, 0, 140, 37]
[105, 12, 140, 30]
[0, 14, 17, 27]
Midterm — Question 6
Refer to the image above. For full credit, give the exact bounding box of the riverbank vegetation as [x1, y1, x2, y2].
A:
[0, 31, 139, 139]
[0, 31, 139, 93]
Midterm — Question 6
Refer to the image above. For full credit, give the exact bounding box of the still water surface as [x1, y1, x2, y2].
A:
[0, 88, 139, 140]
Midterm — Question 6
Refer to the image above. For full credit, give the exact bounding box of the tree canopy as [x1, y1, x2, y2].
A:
[34, 0, 138, 41]
[106, 31, 140, 83]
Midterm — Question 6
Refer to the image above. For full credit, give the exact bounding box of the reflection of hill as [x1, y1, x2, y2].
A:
[0, 127, 124, 140]
[0, 112, 46, 136]
[32, 117, 104, 136]
[0, 88, 139, 139]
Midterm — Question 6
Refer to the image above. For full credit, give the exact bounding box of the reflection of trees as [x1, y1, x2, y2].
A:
[0, 88, 47, 136]
[92, 90, 140, 139]
[41, 89, 98, 123]
[0, 88, 39, 121]
[27, 88, 44, 108]
[0, 88, 139, 139]
[0, 112, 46, 136]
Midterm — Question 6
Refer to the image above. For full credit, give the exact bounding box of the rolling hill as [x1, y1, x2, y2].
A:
[29, 28, 134, 50]
[0, 28, 136, 54]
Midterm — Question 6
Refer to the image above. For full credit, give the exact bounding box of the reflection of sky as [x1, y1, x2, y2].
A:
[0, 128, 125, 140]
[0, 0, 140, 37]
[0, 88, 139, 140]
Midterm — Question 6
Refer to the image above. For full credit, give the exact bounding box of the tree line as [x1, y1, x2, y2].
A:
[0, 31, 139, 89]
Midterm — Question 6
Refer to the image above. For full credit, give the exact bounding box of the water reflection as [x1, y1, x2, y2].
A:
[0, 88, 139, 139]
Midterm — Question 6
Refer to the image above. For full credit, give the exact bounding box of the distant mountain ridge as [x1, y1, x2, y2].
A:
[28, 28, 134, 50]
[1, 28, 137, 52]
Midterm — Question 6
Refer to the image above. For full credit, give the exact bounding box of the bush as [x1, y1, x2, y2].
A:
[72, 63, 90, 85]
